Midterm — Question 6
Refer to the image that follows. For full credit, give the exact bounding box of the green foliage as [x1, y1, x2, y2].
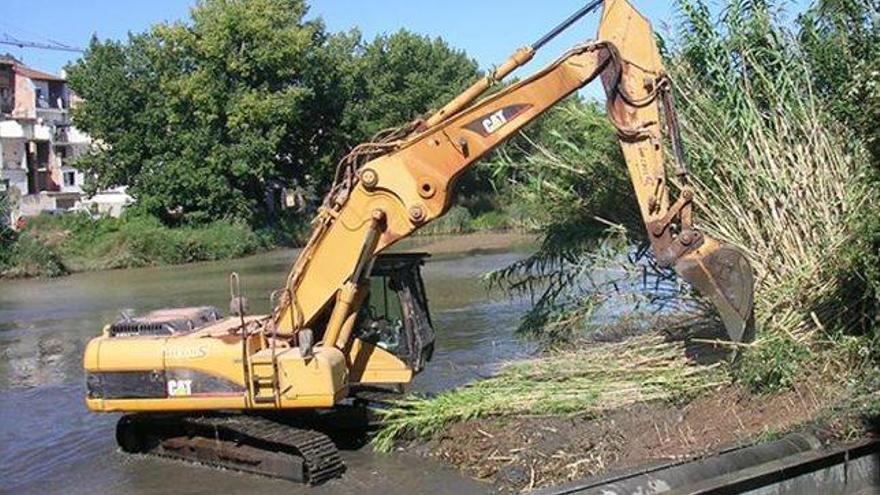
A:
[737, 336, 811, 393]
[67, 0, 344, 224]
[376, 0, 880, 450]
[416, 205, 474, 235]
[482, 98, 647, 339]
[670, 0, 879, 344]
[6, 212, 273, 275]
[799, 0, 880, 161]
[71, 215, 264, 269]
[0, 233, 66, 279]
[0, 191, 15, 267]
[66, 2, 482, 226]
[414, 203, 522, 235]
[471, 210, 511, 231]
[484, 0, 878, 348]
[255, 214, 311, 248]
[488, 98, 633, 232]
[343, 30, 480, 139]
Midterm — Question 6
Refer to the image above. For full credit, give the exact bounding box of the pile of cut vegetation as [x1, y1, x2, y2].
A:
[373, 1, 879, 491]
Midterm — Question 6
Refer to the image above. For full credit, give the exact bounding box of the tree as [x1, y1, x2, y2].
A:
[67, 4, 483, 225]
[67, 0, 350, 224]
[342, 29, 480, 141]
[799, 0, 880, 162]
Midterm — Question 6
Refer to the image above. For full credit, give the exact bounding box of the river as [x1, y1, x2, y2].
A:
[0, 237, 534, 495]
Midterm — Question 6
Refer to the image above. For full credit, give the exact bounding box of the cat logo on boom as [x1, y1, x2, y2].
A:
[482, 110, 509, 134]
[464, 104, 532, 137]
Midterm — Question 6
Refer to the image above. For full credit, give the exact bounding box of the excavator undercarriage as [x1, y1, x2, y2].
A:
[115, 413, 345, 484]
[83, 0, 756, 485]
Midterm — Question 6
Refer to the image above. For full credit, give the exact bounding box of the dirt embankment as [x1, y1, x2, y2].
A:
[420, 380, 844, 493]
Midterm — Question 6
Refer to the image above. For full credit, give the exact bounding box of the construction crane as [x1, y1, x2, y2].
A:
[0, 33, 83, 53]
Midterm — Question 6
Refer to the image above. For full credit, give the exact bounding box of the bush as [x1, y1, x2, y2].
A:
[737, 336, 811, 394]
[471, 211, 510, 231]
[0, 234, 66, 278]
[84, 216, 266, 269]
[417, 205, 474, 235]
[3, 212, 275, 276]
[0, 224, 14, 269]
[256, 214, 310, 248]
[185, 220, 264, 261]
[0, 191, 16, 267]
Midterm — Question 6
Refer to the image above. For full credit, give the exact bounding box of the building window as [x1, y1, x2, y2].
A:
[63, 171, 76, 187]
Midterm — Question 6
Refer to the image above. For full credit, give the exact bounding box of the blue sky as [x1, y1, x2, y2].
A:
[3, 0, 811, 95]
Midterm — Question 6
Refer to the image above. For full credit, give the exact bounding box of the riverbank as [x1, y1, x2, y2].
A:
[379, 343, 874, 493]
[423, 381, 842, 492]
[0, 214, 283, 279]
[0, 211, 536, 280]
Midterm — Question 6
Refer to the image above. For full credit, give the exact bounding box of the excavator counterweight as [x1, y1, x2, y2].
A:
[83, 0, 755, 484]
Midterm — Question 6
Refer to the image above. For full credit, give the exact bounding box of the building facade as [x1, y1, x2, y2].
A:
[1, 55, 91, 222]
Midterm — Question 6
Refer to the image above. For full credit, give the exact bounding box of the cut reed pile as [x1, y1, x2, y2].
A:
[373, 335, 727, 452]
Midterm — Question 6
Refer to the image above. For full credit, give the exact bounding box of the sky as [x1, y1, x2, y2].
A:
[3, 0, 812, 100]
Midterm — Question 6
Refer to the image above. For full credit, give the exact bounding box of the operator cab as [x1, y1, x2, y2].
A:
[358, 253, 435, 373]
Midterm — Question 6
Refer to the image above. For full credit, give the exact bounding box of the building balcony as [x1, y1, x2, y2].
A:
[35, 106, 70, 127]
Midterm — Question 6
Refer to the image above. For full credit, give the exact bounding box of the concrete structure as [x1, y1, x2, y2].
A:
[0, 55, 92, 223]
[76, 187, 135, 218]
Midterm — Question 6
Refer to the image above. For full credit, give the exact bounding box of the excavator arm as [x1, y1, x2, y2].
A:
[273, 0, 755, 346]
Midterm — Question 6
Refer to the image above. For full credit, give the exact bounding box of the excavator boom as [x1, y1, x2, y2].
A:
[273, 0, 755, 344]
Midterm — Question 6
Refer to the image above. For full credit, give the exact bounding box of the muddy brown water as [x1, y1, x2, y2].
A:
[0, 237, 535, 495]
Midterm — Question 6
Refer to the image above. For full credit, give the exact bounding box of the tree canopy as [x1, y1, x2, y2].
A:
[342, 30, 480, 139]
[67, 0, 479, 225]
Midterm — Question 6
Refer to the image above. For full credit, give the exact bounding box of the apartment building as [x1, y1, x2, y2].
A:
[0, 55, 91, 222]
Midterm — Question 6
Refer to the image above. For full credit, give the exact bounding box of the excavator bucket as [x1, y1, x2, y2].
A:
[673, 237, 755, 344]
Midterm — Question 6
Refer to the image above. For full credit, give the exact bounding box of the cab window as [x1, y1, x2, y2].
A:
[357, 275, 405, 353]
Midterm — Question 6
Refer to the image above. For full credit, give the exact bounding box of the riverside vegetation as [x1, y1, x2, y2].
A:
[0, 210, 291, 278]
[374, 0, 880, 485]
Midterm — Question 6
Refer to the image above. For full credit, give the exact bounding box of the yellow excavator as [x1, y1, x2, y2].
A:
[83, 0, 755, 485]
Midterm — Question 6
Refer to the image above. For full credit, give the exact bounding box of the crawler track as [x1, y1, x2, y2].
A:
[117, 413, 345, 485]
